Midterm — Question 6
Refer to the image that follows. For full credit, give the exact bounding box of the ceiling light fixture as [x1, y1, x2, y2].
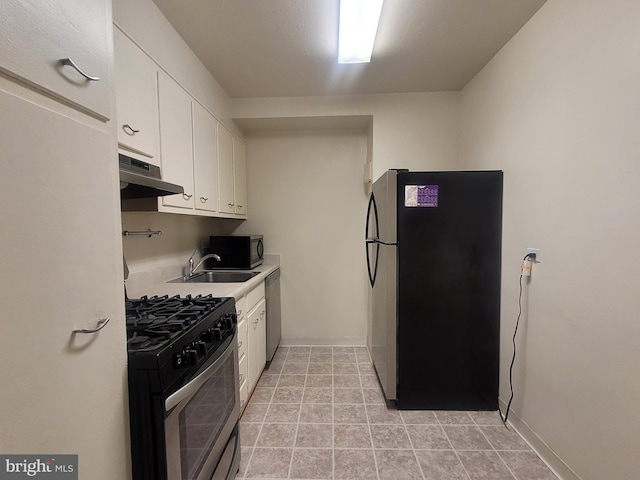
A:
[338, 0, 384, 64]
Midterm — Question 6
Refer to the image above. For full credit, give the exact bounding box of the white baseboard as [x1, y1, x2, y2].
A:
[280, 338, 367, 346]
[499, 399, 582, 480]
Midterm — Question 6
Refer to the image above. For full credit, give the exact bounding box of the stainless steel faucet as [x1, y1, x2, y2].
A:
[187, 250, 221, 277]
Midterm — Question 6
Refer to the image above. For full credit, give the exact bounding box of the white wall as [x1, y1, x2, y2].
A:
[236, 131, 369, 345]
[231, 94, 461, 344]
[459, 0, 640, 479]
[231, 92, 461, 179]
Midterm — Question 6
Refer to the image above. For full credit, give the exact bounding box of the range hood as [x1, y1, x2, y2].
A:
[119, 154, 184, 199]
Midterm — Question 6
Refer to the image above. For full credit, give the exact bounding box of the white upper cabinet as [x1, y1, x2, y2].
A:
[234, 138, 247, 217]
[0, 0, 111, 120]
[192, 102, 219, 213]
[218, 123, 247, 218]
[113, 27, 160, 162]
[218, 123, 236, 214]
[158, 72, 194, 210]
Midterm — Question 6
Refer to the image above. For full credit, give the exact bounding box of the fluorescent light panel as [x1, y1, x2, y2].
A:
[338, 0, 384, 64]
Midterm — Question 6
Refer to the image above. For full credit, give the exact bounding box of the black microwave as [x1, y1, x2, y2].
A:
[206, 235, 264, 269]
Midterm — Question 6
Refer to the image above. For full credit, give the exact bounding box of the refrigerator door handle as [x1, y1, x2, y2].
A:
[366, 193, 380, 287]
[367, 238, 398, 247]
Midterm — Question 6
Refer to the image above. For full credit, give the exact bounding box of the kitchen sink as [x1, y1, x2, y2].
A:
[169, 271, 260, 283]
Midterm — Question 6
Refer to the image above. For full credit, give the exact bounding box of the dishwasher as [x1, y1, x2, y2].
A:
[265, 268, 281, 366]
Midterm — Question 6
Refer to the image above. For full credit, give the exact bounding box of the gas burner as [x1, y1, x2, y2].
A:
[125, 295, 232, 353]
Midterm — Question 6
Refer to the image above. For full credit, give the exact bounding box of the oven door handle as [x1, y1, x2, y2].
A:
[165, 337, 234, 412]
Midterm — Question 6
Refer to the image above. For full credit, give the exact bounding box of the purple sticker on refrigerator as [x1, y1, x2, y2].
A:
[405, 185, 438, 207]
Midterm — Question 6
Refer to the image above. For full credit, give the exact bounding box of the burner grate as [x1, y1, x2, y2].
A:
[125, 295, 228, 352]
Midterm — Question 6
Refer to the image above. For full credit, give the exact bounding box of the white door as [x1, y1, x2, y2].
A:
[0, 88, 129, 479]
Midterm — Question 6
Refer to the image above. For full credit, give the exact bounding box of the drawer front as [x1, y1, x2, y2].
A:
[246, 282, 265, 313]
[239, 378, 248, 412]
[235, 295, 247, 320]
[238, 351, 248, 388]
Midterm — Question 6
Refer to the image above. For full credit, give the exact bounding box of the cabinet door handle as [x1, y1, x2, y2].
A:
[122, 124, 140, 135]
[238, 340, 243, 348]
[60, 58, 100, 81]
[260, 311, 265, 319]
[200, 196, 208, 203]
[183, 193, 193, 200]
[237, 205, 243, 209]
[237, 309, 243, 316]
[253, 318, 259, 328]
[239, 374, 244, 383]
[72, 317, 110, 334]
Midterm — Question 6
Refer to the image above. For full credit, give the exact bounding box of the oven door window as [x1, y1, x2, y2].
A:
[164, 342, 239, 480]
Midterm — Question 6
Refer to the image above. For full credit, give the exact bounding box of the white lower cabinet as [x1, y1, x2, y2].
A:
[247, 298, 267, 394]
[237, 316, 248, 411]
[236, 283, 266, 414]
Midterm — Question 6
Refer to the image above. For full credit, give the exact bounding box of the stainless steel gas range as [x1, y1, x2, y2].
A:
[126, 294, 240, 480]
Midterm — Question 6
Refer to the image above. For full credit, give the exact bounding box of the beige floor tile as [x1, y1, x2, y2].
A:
[295, 424, 333, 448]
[245, 447, 292, 479]
[289, 448, 333, 479]
[334, 449, 377, 479]
[375, 449, 423, 480]
[240, 346, 558, 480]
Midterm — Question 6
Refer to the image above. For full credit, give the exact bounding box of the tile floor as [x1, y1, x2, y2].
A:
[237, 346, 558, 480]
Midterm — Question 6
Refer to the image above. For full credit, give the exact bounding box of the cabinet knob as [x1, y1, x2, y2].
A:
[60, 58, 100, 81]
[122, 124, 140, 135]
[183, 193, 193, 200]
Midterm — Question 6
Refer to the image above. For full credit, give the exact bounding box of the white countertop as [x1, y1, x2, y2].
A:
[125, 256, 280, 301]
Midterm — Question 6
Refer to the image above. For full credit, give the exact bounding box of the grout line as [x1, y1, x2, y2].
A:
[439, 420, 473, 480]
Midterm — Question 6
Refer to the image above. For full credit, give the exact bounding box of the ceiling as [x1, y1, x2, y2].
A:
[152, 0, 547, 99]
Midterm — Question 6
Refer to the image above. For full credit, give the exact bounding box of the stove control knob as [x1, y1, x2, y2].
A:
[173, 352, 186, 368]
[211, 327, 222, 341]
[201, 328, 222, 343]
[221, 314, 233, 329]
[185, 348, 199, 365]
[194, 340, 207, 356]
[201, 330, 214, 342]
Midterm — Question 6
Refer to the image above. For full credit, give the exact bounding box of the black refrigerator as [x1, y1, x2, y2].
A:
[366, 169, 503, 410]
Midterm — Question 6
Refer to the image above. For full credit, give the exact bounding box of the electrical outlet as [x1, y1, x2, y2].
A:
[526, 248, 541, 262]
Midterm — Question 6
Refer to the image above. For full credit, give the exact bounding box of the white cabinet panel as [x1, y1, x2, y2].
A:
[234, 138, 247, 217]
[158, 72, 194, 209]
[114, 27, 159, 162]
[218, 123, 235, 214]
[0, 89, 128, 478]
[192, 102, 219, 213]
[0, 0, 111, 119]
[248, 298, 267, 393]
